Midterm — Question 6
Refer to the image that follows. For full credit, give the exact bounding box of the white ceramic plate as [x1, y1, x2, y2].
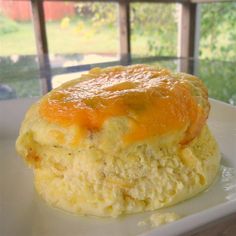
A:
[0, 98, 236, 236]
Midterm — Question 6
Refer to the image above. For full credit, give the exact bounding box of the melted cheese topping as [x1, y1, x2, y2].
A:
[39, 65, 207, 144]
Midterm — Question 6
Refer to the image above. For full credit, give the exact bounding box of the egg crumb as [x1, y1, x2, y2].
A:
[150, 212, 180, 227]
[137, 220, 147, 227]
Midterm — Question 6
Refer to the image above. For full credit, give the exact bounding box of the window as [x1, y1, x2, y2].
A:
[131, 3, 179, 57]
[199, 2, 236, 60]
[0, 0, 41, 99]
[44, 1, 119, 67]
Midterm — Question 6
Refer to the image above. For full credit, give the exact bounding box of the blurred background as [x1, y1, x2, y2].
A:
[0, 0, 236, 104]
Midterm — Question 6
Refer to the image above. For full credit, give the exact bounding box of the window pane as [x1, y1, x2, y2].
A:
[0, 0, 41, 100]
[44, 1, 119, 67]
[199, 2, 236, 60]
[0, 56, 42, 100]
[131, 3, 179, 57]
[196, 61, 236, 105]
[0, 0, 36, 56]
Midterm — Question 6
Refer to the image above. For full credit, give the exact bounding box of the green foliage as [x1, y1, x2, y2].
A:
[75, 3, 117, 28]
[131, 3, 178, 56]
[57, 2, 118, 40]
[200, 2, 236, 60]
[198, 60, 236, 104]
[0, 14, 19, 35]
[74, 2, 178, 56]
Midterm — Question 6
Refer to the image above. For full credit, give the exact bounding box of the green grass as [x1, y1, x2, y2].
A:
[0, 21, 118, 55]
[46, 21, 119, 55]
[0, 20, 165, 56]
[0, 23, 37, 55]
[0, 20, 150, 56]
[0, 23, 115, 56]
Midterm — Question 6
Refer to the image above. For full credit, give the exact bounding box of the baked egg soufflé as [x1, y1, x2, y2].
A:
[16, 64, 220, 217]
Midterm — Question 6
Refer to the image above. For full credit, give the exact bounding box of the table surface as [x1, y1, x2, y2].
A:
[0, 55, 236, 106]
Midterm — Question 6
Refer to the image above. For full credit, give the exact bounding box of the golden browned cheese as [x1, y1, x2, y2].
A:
[39, 64, 209, 144]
